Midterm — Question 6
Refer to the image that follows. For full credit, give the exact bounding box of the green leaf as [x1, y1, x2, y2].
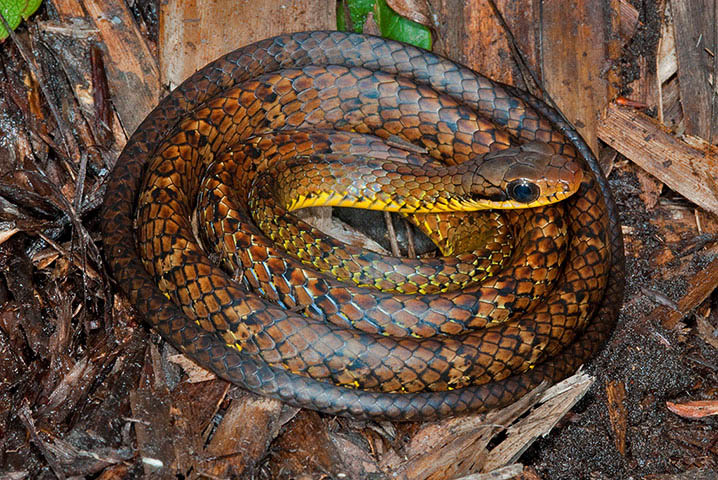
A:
[337, 0, 431, 50]
[374, 0, 431, 50]
[0, 0, 43, 41]
[336, 0, 375, 33]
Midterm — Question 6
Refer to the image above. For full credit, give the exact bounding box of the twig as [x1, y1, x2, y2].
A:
[403, 217, 416, 258]
[90, 44, 114, 147]
[74, 152, 88, 214]
[383, 211, 401, 256]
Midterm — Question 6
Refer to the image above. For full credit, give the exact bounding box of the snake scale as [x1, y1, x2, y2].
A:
[101, 31, 625, 420]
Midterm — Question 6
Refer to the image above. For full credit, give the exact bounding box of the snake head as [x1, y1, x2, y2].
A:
[460, 141, 584, 209]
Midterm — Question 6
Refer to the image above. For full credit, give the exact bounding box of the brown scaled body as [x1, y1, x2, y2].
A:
[101, 31, 624, 420]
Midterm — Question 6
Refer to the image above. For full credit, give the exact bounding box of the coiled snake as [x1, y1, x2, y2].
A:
[101, 31, 625, 420]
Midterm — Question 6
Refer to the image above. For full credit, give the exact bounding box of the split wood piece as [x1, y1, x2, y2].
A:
[666, 399, 718, 419]
[597, 103, 718, 215]
[639, 257, 718, 330]
[159, 0, 336, 89]
[643, 468, 718, 480]
[294, 207, 391, 254]
[0, 31, 51, 167]
[606, 380, 628, 457]
[130, 351, 176, 479]
[380, 373, 593, 480]
[379, 385, 546, 479]
[39, 9, 127, 155]
[657, 8, 678, 126]
[660, 76, 683, 130]
[58, 0, 162, 136]
[2, 20, 84, 168]
[17, 400, 66, 479]
[636, 168, 663, 210]
[696, 316, 718, 350]
[141, 343, 293, 478]
[201, 392, 290, 478]
[619, 19, 663, 213]
[37, 2, 126, 165]
[657, 8, 677, 85]
[626, 40, 660, 113]
[618, 0, 640, 42]
[481, 372, 594, 472]
[3, 241, 48, 357]
[268, 410, 380, 478]
[90, 44, 114, 148]
[670, 0, 717, 141]
[169, 380, 230, 473]
[167, 353, 218, 383]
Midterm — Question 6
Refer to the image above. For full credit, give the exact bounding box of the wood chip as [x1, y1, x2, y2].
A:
[598, 103, 718, 214]
[638, 257, 718, 330]
[167, 354, 217, 383]
[636, 168, 664, 209]
[454, 464, 524, 480]
[482, 372, 594, 472]
[606, 380, 628, 456]
[666, 400, 718, 419]
[268, 410, 353, 478]
[201, 392, 286, 477]
[696, 316, 718, 349]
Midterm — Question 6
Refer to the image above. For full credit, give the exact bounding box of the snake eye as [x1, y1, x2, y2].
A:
[507, 180, 540, 204]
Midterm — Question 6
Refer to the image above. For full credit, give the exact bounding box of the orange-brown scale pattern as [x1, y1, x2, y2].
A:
[196, 138, 567, 338]
[101, 31, 624, 420]
[135, 65, 601, 391]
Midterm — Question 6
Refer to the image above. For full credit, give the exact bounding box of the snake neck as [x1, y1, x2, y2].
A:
[257, 140, 583, 214]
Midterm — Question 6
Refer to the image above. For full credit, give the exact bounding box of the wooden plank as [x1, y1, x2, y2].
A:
[463, 0, 540, 85]
[80, 0, 161, 136]
[541, 1, 619, 155]
[670, 0, 716, 140]
[433, 0, 540, 87]
[159, 0, 335, 89]
[598, 103, 718, 214]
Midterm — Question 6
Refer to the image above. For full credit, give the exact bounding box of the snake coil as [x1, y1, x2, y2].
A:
[101, 31, 624, 420]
